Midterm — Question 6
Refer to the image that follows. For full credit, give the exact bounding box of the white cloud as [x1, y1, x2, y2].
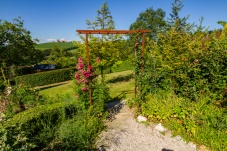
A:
[47, 38, 57, 42]
[40, 38, 74, 43]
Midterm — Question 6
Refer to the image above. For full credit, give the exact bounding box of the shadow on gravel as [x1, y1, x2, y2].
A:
[105, 100, 125, 121]
[96, 145, 106, 151]
[162, 148, 174, 151]
[105, 91, 129, 121]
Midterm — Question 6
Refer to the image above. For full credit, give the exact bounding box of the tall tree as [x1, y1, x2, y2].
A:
[129, 7, 167, 40]
[77, 2, 128, 77]
[0, 17, 43, 66]
[167, 0, 192, 32]
[86, 2, 114, 30]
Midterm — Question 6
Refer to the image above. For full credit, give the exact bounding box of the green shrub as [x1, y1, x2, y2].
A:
[140, 90, 227, 150]
[5, 85, 45, 118]
[57, 107, 105, 150]
[15, 68, 75, 87]
[0, 123, 36, 150]
[142, 28, 227, 102]
[3, 99, 77, 148]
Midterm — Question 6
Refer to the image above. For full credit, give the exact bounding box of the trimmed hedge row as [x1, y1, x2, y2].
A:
[15, 68, 75, 87]
[3, 101, 77, 147]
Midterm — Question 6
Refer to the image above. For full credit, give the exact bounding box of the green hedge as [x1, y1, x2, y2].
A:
[5, 101, 76, 127]
[3, 101, 77, 148]
[15, 68, 75, 87]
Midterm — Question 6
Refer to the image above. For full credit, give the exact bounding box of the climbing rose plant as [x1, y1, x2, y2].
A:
[75, 57, 95, 91]
[74, 57, 96, 107]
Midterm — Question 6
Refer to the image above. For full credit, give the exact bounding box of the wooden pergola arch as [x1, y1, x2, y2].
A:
[76, 29, 151, 105]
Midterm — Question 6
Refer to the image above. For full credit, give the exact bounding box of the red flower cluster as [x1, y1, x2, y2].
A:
[75, 57, 95, 91]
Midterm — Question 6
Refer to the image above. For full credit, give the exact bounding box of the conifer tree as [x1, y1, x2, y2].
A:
[167, 0, 192, 32]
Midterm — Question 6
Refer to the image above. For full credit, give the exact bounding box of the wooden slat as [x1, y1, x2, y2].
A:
[76, 29, 151, 34]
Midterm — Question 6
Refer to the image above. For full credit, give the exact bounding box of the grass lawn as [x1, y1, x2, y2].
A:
[38, 81, 74, 98]
[39, 70, 134, 100]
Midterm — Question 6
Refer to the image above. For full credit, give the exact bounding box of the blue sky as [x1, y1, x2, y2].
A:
[0, 0, 227, 43]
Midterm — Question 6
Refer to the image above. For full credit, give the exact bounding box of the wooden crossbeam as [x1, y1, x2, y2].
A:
[76, 29, 151, 34]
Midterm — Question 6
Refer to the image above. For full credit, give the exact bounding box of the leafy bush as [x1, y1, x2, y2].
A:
[57, 107, 105, 150]
[3, 99, 77, 149]
[140, 90, 227, 150]
[15, 68, 75, 87]
[1, 92, 106, 150]
[0, 123, 36, 150]
[3, 66, 34, 79]
[5, 85, 45, 118]
[142, 28, 227, 102]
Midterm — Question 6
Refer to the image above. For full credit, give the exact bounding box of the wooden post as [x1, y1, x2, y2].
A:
[86, 33, 90, 66]
[134, 35, 139, 98]
[142, 33, 145, 73]
[86, 33, 92, 106]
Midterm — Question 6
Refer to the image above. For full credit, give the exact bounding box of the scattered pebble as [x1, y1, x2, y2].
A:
[137, 115, 147, 122]
[155, 123, 165, 132]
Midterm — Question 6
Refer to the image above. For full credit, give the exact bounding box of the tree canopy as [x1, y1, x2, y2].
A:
[0, 17, 42, 67]
[129, 7, 167, 40]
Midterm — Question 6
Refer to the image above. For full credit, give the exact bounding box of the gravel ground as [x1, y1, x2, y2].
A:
[96, 101, 199, 151]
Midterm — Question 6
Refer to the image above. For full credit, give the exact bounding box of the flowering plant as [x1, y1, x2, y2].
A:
[74, 57, 97, 108]
[74, 57, 110, 109]
[75, 57, 96, 92]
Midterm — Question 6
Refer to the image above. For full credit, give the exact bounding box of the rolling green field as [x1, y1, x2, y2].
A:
[36, 42, 76, 50]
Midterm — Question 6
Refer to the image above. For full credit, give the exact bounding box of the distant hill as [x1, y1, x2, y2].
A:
[36, 42, 76, 50]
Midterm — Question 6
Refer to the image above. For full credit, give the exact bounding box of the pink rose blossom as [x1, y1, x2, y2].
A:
[76, 63, 84, 70]
[75, 72, 80, 78]
[87, 65, 92, 69]
[81, 78, 87, 83]
[81, 87, 87, 91]
[84, 73, 92, 78]
[78, 57, 83, 63]
[81, 69, 87, 76]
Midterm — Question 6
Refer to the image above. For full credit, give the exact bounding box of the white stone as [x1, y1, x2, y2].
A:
[175, 135, 182, 141]
[155, 123, 165, 132]
[137, 115, 147, 122]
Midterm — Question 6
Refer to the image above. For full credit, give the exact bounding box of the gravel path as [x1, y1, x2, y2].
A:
[96, 101, 198, 151]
